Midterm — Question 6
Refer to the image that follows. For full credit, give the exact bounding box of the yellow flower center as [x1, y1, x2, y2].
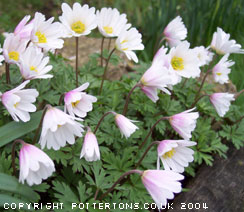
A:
[103, 26, 113, 34]
[58, 125, 62, 128]
[30, 66, 38, 73]
[171, 56, 184, 71]
[162, 148, 176, 159]
[8, 51, 19, 61]
[14, 102, 19, 108]
[216, 73, 222, 76]
[71, 21, 85, 34]
[72, 100, 80, 107]
[35, 31, 47, 43]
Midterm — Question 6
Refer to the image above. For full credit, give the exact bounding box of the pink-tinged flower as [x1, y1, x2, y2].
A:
[19, 142, 55, 186]
[14, 15, 33, 40]
[169, 108, 199, 140]
[39, 106, 84, 150]
[211, 27, 244, 55]
[141, 170, 184, 208]
[80, 128, 100, 162]
[192, 46, 214, 67]
[157, 140, 196, 173]
[64, 82, 97, 118]
[3, 33, 27, 64]
[19, 46, 53, 80]
[31, 12, 64, 51]
[0, 44, 4, 66]
[212, 54, 234, 84]
[210, 93, 235, 117]
[59, 3, 97, 38]
[0, 80, 38, 122]
[115, 28, 144, 63]
[163, 16, 187, 47]
[96, 7, 131, 38]
[168, 41, 201, 79]
[114, 113, 138, 139]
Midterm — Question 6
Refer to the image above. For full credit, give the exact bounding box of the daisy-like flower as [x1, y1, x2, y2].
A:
[140, 63, 173, 103]
[96, 7, 131, 38]
[169, 108, 199, 140]
[19, 46, 53, 80]
[31, 12, 64, 51]
[39, 106, 84, 150]
[163, 16, 187, 47]
[80, 127, 100, 162]
[19, 141, 55, 186]
[212, 54, 234, 84]
[0, 45, 4, 66]
[210, 27, 244, 55]
[210, 93, 235, 117]
[64, 82, 97, 118]
[157, 140, 196, 173]
[59, 3, 97, 37]
[113, 113, 138, 139]
[115, 28, 144, 63]
[14, 15, 33, 40]
[193, 46, 214, 67]
[141, 170, 184, 208]
[0, 80, 38, 122]
[168, 41, 201, 79]
[3, 33, 27, 64]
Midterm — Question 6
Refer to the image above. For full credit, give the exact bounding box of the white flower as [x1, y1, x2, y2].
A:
[115, 28, 144, 63]
[19, 142, 55, 186]
[169, 108, 199, 140]
[210, 93, 235, 117]
[114, 113, 138, 139]
[59, 3, 97, 37]
[19, 46, 53, 80]
[0, 45, 4, 66]
[193, 46, 214, 67]
[168, 41, 201, 79]
[163, 16, 187, 47]
[96, 7, 131, 37]
[64, 83, 97, 118]
[31, 12, 64, 51]
[141, 170, 184, 208]
[157, 140, 196, 173]
[14, 15, 33, 40]
[211, 27, 244, 55]
[3, 33, 27, 64]
[39, 106, 84, 150]
[80, 128, 100, 162]
[0, 80, 38, 122]
[212, 54, 234, 84]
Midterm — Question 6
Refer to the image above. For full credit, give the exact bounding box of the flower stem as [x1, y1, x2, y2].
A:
[100, 37, 104, 67]
[75, 37, 79, 87]
[33, 105, 49, 144]
[58, 93, 64, 105]
[181, 78, 188, 89]
[135, 141, 160, 169]
[11, 139, 25, 177]
[232, 115, 244, 125]
[94, 111, 114, 134]
[98, 170, 143, 200]
[5, 63, 10, 84]
[138, 116, 169, 150]
[108, 38, 112, 51]
[194, 69, 212, 101]
[94, 188, 100, 200]
[234, 89, 244, 99]
[122, 83, 141, 116]
[191, 94, 209, 108]
[98, 48, 116, 95]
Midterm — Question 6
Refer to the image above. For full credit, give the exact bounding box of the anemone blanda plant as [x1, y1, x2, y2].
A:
[0, 2, 244, 210]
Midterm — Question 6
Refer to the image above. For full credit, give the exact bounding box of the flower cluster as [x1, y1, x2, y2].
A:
[1, 2, 243, 210]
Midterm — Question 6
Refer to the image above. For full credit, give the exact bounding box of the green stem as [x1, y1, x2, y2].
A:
[5, 63, 10, 84]
[75, 37, 79, 87]
[234, 89, 244, 99]
[98, 48, 116, 95]
[11, 139, 25, 177]
[100, 37, 104, 67]
[94, 111, 114, 134]
[191, 94, 209, 108]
